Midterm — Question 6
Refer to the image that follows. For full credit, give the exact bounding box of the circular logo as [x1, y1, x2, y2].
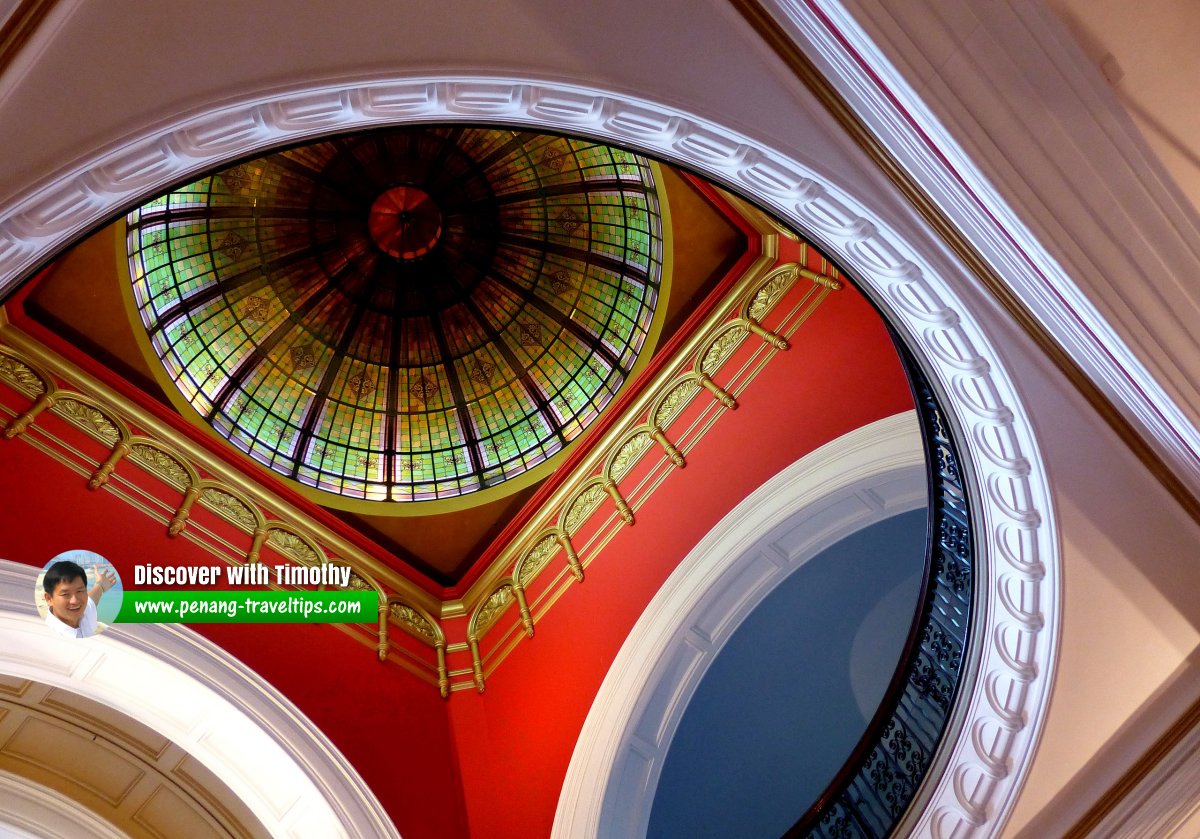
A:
[36, 550, 124, 638]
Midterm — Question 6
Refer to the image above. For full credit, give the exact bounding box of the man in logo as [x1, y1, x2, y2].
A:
[42, 560, 116, 638]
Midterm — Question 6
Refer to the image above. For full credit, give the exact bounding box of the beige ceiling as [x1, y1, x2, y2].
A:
[1048, 0, 1200, 215]
[0, 674, 264, 838]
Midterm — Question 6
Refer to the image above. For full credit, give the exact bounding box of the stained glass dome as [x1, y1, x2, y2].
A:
[125, 127, 665, 505]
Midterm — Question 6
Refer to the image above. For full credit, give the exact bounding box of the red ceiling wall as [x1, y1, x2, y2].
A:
[1, 238, 913, 838]
[444, 263, 916, 838]
[0, 416, 469, 839]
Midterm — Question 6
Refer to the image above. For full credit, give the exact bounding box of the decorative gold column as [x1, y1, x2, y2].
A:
[745, 318, 789, 350]
[376, 600, 391, 662]
[167, 486, 200, 538]
[89, 441, 130, 489]
[800, 268, 842, 290]
[555, 532, 585, 582]
[650, 425, 686, 468]
[603, 479, 635, 525]
[512, 582, 535, 638]
[698, 373, 737, 409]
[467, 636, 486, 693]
[436, 643, 449, 699]
[247, 527, 268, 564]
[3, 392, 55, 438]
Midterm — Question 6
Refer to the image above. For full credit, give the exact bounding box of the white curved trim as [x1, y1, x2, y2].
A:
[785, 0, 1200, 501]
[0, 769, 131, 839]
[554, 412, 926, 838]
[0, 69, 1059, 838]
[0, 560, 399, 839]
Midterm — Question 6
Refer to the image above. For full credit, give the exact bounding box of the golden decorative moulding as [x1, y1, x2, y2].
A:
[0, 204, 839, 696]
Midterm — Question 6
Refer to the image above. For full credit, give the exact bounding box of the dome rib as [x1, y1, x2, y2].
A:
[126, 127, 665, 506]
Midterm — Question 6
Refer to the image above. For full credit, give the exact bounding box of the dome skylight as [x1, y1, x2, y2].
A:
[126, 127, 664, 504]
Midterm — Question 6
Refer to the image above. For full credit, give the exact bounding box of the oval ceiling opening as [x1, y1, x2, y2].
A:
[123, 127, 667, 507]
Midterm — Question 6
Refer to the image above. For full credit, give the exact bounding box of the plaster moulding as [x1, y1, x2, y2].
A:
[775, 0, 1200, 496]
[0, 72, 1058, 836]
[555, 411, 927, 838]
[0, 768, 130, 839]
[0, 561, 398, 839]
[1089, 717, 1200, 838]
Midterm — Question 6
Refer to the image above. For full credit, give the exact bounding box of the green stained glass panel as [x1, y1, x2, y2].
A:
[126, 126, 664, 504]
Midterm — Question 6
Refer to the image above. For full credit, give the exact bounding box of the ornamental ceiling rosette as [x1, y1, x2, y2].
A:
[125, 127, 665, 507]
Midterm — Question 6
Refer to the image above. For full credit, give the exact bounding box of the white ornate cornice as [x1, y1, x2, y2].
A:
[0, 73, 1058, 836]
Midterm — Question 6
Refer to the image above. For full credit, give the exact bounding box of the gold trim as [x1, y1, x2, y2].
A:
[745, 318, 788, 350]
[0, 347, 50, 397]
[697, 372, 737, 410]
[601, 479, 635, 526]
[377, 596, 447, 695]
[562, 481, 607, 536]
[458, 259, 836, 677]
[0, 335, 441, 674]
[3, 390, 53, 437]
[0, 328, 445, 616]
[555, 532, 585, 582]
[452, 249, 790, 611]
[467, 637, 485, 693]
[452, 258, 829, 628]
[54, 393, 125, 444]
[512, 582, 535, 638]
[200, 485, 262, 534]
[653, 379, 702, 429]
[470, 582, 516, 640]
[3, 408, 416, 673]
[464, 265, 834, 678]
[128, 438, 197, 491]
[513, 532, 563, 588]
[265, 525, 323, 568]
[4, 211, 832, 694]
[699, 325, 746, 376]
[435, 644, 449, 698]
[607, 430, 654, 482]
[167, 485, 200, 538]
[650, 426, 686, 468]
[89, 440, 130, 490]
[648, 158, 677, 371]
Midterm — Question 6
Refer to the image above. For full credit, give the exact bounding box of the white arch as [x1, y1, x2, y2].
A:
[0, 73, 1058, 837]
[0, 560, 399, 839]
[0, 769, 130, 839]
[555, 412, 926, 838]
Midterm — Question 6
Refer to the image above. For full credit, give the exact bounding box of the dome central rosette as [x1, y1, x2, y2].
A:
[368, 186, 443, 261]
[126, 127, 665, 507]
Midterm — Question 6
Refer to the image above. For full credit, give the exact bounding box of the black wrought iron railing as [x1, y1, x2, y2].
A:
[785, 357, 974, 838]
